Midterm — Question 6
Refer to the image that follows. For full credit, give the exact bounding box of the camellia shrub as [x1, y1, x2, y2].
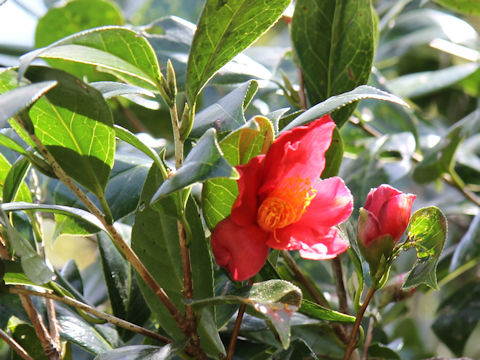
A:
[0, 0, 479, 359]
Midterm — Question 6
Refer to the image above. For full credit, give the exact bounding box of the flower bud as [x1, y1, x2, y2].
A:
[357, 185, 415, 284]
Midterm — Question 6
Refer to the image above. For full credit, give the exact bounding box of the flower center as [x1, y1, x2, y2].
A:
[257, 177, 317, 232]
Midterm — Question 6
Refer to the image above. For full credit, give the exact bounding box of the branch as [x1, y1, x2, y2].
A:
[9, 286, 172, 344]
[19, 294, 60, 360]
[13, 116, 187, 332]
[343, 286, 376, 360]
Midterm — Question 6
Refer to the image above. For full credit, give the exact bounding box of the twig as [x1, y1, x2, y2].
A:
[19, 295, 60, 360]
[0, 328, 33, 360]
[332, 257, 349, 315]
[343, 286, 376, 360]
[45, 298, 61, 353]
[13, 116, 187, 333]
[361, 317, 375, 360]
[9, 286, 172, 344]
[281, 251, 330, 308]
[226, 279, 254, 360]
[0, 232, 13, 260]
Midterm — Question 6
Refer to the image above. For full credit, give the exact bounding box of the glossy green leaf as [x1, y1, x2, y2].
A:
[14, 67, 116, 198]
[35, 0, 125, 48]
[403, 206, 447, 290]
[114, 125, 164, 170]
[202, 116, 274, 229]
[186, 0, 290, 102]
[190, 80, 258, 138]
[432, 280, 480, 356]
[54, 302, 119, 354]
[144, 16, 271, 92]
[283, 86, 409, 131]
[190, 280, 302, 349]
[434, 0, 480, 15]
[299, 300, 355, 323]
[11, 324, 49, 360]
[0, 202, 105, 233]
[3, 157, 31, 203]
[291, 0, 376, 126]
[94, 344, 180, 360]
[91, 82, 156, 99]
[98, 228, 150, 342]
[367, 343, 401, 359]
[387, 63, 480, 98]
[0, 211, 54, 285]
[151, 129, 238, 201]
[0, 154, 31, 203]
[132, 164, 224, 357]
[21, 27, 161, 91]
[0, 133, 28, 156]
[3, 260, 54, 290]
[60, 260, 84, 295]
[0, 79, 57, 128]
[413, 127, 462, 184]
[322, 127, 344, 178]
[450, 212, 480, 272]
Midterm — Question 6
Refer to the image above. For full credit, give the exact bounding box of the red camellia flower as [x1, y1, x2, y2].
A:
[211, 116, 353, 281]
[358, 185, 416, 247]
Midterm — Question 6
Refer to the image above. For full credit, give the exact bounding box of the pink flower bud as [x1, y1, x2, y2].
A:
[358, 185, 416, 247]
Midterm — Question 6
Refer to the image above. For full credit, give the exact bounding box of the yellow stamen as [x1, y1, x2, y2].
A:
[257, 177, 316, 233]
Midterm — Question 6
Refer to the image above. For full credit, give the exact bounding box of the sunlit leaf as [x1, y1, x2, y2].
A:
[186, 0, 290, 102]
[403, 207, 447, 290]
[151, 129, 238, 202]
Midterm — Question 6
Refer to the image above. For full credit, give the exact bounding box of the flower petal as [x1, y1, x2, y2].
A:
[266, 222, 348, 259]
[230, 154, 265, 226]
[259, 116, 335, 197]
[364, 184, 403, 216]
[211, 216, 269, 281]
[357, 207, 381, 246]
[377, 193, 416, 241]
[298, 177, 353, 228]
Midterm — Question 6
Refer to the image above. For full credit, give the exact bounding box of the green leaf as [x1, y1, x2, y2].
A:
[0, 79, 57, 128]
[291, 0, 376, 126]
[0, 211, 54, 285]
[322, 127, 344, 178]
[387, 63, 480, 98]
[94, 344, 180, 360]
[3, 260, 54, 290]
[283, 86, 409, 131]
[10, 324, 49, 360]
[432, 280, 480, 356]
[0, 133, 29, 156]
[21, 27, 161, 91]
[403, 206, 447, 290]
[186, 0, 290, 103]
[91, 82, 156, 99]
[98, 228, 150, 342]
[450, 212, 480, 272]
[144, 16, 271, 92]
[299, 300, 355, 323]
[433, 0, 480, 15]
[114, 125, 164, 171]
[202, 116, 274, 229]
[16, 66, 116, 198]
[0, 154, 31, 203]
[190, 80, 258, 138]
[132, 164, 224, 357]
[0, 202, 105, 233]
[3, 157, 31, 203]
[35, 0, 125, 48]
[413, 127, 462, 184]
[190, 280, 302, 349]
[367, 343, 401, 359]
[151, 129, 238, 201]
